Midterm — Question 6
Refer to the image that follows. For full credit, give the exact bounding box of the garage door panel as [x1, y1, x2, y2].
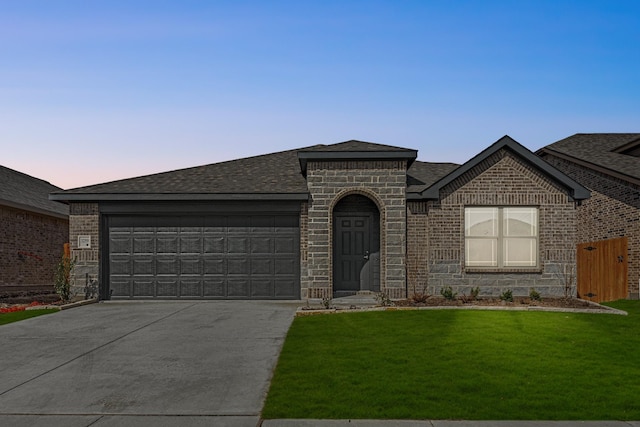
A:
[108, 214, 299, 299]
[180, 258, 201, 275]
[274, 280, 296, 297]
[111, 279, 132, 297]
[275, 238, 295, 254]
[228, 279, 249, 297]
[228, 237, 248, 254]
[252, 259, 273, 274]
[251, 238, 272, 254]
[157, 280, 178, 297]
[133, 236, 155, 254]
[133, 280, 155, 297]
[110, 237, 132, 255]
[275, 259, 295, 275]
[157, 237, 178, 254]
[251, 279, 273, 297]
[204, 237, 225, 254]
[110, 258, 132, 275]
[133, 258, 154, 275]
[203, 258, 225, 274]
[180, 237, 202, 254]
[180, 280, 202, 297]
[203, 279, 226, 297]
[228, 258, 248, 274]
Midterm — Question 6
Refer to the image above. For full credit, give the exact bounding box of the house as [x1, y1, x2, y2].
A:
[50, 136, 589, 300]
[538, 134, 640, 300]
[0, 165, 69, 288]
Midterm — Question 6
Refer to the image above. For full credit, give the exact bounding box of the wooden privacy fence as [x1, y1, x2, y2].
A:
[577, 237, 628, 303]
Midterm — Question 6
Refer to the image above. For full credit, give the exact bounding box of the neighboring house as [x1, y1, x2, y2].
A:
[538, 134, 640, 300]
[50, 136, 589, 301]
[0, 165, 69, 287]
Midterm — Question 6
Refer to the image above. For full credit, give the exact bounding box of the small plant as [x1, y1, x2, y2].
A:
[470, 286, 480, 300]
[440, 286, 457, 301]
[410, 283, 430, 303]
[321, 297, 332, 309]
[53, 254, 76, 303]
[529, 288, 541, 301]
[499, 289, 513, 302]
[375, 292, 393, 307]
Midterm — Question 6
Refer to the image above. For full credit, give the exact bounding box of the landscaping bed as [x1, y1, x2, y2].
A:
[393, 295, 604, 310]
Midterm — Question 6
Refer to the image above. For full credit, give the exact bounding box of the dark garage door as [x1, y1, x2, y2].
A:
[107, 215, 299, 299]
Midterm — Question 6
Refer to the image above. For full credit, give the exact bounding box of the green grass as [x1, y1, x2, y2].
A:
[263, 300, 640, 420]
[0, 309, 58, 326]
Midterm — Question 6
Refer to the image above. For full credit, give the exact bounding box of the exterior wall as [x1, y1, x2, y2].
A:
[542, 156, 640, 299]
[406, 201, 429, 294]
[69, 203, 100, 296]
[425, 151, 578, 297]
[0, 205, 68, 286]
[302, 160, 407, 299]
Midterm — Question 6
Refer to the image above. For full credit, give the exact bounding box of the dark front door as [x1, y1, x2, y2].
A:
[334, 215, 371, 295]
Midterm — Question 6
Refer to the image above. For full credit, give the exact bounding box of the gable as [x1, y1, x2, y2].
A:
[417, 135, 590, 201]
[441, 151, 571, 205]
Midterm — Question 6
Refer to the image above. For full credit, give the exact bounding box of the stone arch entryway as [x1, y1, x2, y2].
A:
[332, 194, 381, 296]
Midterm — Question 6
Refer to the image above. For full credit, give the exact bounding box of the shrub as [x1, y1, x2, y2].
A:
[440, 286, 457, 301]
[54, 255, 75, 303]
[500, 289, 513, 302]
[529, 288, 541, 301]
[470, 286, 480, 300]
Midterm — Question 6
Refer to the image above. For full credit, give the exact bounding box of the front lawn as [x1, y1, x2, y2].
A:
[0, 309, 58, 326]
[263, 300, 640, 420]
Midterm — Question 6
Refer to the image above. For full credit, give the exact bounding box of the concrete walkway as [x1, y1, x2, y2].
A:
[0, 300, 298, 427]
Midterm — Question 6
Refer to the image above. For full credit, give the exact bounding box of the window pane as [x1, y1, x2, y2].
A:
[503, 238, 537, 267]
[465, 208, 498, 237]
[503, 208, 537, 237]
[466, 238, 497, 266]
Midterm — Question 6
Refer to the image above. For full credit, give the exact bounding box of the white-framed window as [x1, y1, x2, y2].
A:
[465, 207, 538, 268]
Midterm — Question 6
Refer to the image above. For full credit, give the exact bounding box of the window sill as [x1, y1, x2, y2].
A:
[464, 268, 542, 274]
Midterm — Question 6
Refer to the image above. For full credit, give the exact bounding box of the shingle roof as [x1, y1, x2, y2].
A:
[538, 133, 640, 183]
[300, 140, 417, 152]
[50, 141, 453, 202]
[0, 165, 69, 218]
[406, 161, 460, 194]
[51, 147, 314, 200]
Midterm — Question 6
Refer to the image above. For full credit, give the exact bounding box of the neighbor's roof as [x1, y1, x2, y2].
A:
[50, 140, 451, 202]
[537, 133, 640, 185]
[414, 135, 591, 201]
[0, 165, 69, 218]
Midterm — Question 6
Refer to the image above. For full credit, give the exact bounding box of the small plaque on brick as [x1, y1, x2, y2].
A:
[78, 235, 91, 249]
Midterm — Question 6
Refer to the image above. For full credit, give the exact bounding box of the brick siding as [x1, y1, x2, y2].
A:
[69, 203, 100, 295]
[416, 150, 578, 297]
[542, 155, 640, 299]
[0, 205, 68, 286]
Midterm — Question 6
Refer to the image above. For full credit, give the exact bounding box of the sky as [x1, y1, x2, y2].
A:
[1, 0, 639, 190]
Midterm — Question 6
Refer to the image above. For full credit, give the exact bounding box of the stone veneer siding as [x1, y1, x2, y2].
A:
[69, 202, 100, 295]
[0, 205, 68, 286]
[424, 151, 578, 297]
[542, 155, 640, 299]
[302, 160, 407, 299]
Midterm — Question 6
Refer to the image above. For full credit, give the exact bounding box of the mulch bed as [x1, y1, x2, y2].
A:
[393, 296, 602, 309]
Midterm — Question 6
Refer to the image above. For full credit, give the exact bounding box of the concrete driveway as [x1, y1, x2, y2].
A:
[0, 300, 298, 427]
